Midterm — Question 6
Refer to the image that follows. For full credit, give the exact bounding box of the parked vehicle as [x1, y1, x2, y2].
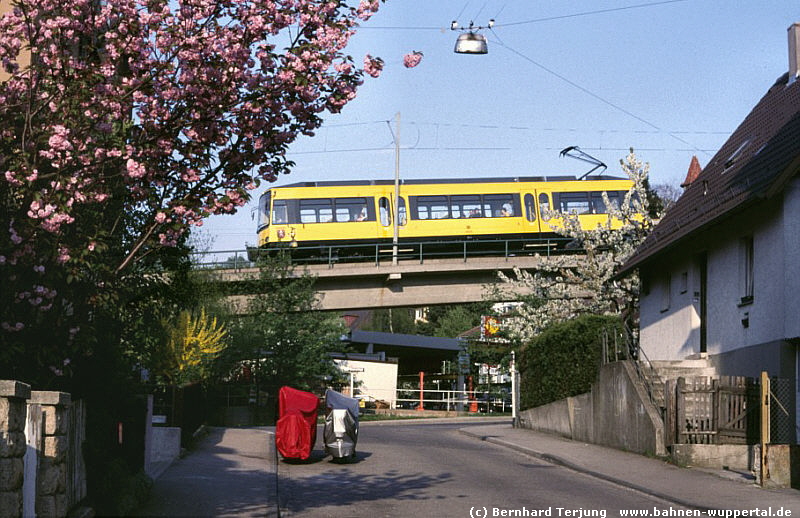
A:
[323, 389, 359, 461]
[275, 386, 319, 461]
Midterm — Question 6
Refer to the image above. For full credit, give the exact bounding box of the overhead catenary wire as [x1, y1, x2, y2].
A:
[494, 0, 689, 28]
[359, 0, 691, 31]
[491, 39, 711, 157]
[316, 119, 729, 136]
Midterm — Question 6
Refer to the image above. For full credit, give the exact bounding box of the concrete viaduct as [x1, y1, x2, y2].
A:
[215, 255, 573, 311]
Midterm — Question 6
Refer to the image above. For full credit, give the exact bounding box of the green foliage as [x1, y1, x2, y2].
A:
[89, 458, 152, 517]
[218, 252, 346, 392]
[361, 308, 416, 334]
[428, 302, 492, 338]
[519, 314, 622, 409]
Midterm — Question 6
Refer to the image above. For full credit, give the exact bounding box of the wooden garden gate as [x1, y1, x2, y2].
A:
[664, 376, 759, 445]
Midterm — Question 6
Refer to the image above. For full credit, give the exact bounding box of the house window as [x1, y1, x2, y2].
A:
[660, 274, 671, 313]
[679, 271, 688, 294]
[740, 236, 754, 305]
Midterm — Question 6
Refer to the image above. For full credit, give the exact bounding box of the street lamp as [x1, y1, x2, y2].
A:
[451, 20, 494, 54]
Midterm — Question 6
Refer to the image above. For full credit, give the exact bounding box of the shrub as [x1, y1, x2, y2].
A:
[519, 314, 622, 409]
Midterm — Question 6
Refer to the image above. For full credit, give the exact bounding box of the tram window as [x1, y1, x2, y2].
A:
[272, 199, 288, 225]
[398, 197, 407, 226]
[415, 196, 449, 220]
[590, 193, 607, 214]
[556, 192, 591, 214]
[451, 195, 482, 218]
[484, 194, 516, 218]
[524, 194, 536, 222]
[607, 191, 622, 210]
[300, 199, 333, 223]
[334, 197, 370, 222]
[539, 193, 550, 219]
[259, 192, 272, 227]
[379, 198, 390, 226]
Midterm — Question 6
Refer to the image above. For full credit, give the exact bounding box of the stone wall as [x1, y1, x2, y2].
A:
[0, 381, 81, 518]
[0, 381, 30, 518]
[30, 391, 71, 517]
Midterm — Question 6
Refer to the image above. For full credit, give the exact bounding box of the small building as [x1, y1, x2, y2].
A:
[331, 353, 399, 408]
[342, 330, 465, 376]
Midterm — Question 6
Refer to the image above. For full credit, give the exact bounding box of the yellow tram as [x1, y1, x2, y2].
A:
[254, 175, 634, 257]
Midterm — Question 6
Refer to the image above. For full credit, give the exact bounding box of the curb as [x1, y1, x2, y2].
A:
[361, 416, 511, 427]
[458, 428, 713, 513]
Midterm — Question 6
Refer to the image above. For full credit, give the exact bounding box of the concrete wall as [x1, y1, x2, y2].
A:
[518, 362, 664, 456]
[149, 428, 181, 465]
[518, 398, 573, 438]
[592, 362, 664, 455]
[670, 444, 754, 472]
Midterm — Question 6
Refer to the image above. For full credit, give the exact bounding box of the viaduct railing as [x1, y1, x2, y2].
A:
[190, 236, 574, 270]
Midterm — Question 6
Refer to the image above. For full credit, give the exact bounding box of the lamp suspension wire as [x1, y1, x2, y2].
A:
[492, 40, 709, 157]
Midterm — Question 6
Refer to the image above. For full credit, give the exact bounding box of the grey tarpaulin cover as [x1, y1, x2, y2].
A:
[323, 389, 359, 459]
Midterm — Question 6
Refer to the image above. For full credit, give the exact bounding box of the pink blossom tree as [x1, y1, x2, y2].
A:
[0, 0, 385, 381]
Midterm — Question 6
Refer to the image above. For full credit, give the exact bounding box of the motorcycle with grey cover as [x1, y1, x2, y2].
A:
[323, 389, 359, 460]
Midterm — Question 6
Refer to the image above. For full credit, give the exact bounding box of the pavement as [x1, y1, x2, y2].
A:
[459, 422, 800, 512]
[134, 419, 800, 516]
[132, 426, 276, 517]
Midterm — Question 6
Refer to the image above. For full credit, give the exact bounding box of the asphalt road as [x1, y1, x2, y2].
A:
[276, 421, 690, 518]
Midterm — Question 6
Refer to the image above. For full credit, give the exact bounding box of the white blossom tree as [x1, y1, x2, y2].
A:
[497, 149, 657, 341]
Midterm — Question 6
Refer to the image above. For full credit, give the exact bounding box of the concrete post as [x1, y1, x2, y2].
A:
[0, 380, 31, 518]
[30, 391, 71, 518]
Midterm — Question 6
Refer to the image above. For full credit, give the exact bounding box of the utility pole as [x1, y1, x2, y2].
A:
[393, 112, 400, 266]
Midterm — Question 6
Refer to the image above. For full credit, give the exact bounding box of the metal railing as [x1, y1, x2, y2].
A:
[189, 236, 576, 270]
[393, 388, 511, 413]
[601, 323, 663, 413]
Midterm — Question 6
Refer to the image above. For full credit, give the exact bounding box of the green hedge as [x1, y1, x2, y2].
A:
[519, 314, 622, 410]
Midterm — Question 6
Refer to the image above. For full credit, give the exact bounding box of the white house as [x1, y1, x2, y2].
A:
[618, 23, 800, 439]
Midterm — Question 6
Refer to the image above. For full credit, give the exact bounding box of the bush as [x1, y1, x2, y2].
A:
[519, 314, 622, 409]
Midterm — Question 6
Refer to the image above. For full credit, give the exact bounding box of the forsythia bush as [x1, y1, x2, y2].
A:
[159, 308, 227, 384]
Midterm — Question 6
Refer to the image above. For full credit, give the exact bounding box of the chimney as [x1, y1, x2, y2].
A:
[790, 22, 800, 83]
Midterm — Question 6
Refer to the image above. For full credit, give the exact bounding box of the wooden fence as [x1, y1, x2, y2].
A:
[664, 376, 759, 445]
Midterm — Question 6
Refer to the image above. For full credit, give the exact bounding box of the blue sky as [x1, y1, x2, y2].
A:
[198, 0, 800, 255]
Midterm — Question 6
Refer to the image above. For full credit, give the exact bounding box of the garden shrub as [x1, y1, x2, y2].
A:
[519, 314, 622, 409]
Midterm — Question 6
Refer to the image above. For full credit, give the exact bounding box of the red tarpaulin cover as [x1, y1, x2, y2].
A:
[275, 386, 319, 460]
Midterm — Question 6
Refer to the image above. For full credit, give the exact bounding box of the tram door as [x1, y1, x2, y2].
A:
[378, 195, 407, 240]
[523, 192, 544, 234]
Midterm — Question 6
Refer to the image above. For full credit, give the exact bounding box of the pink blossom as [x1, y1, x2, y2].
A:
[126, 159, 147, 178]
[57, 247, 70, 264]
[4, 170, 22, 186]
[0, 0, 388, 355]
[403, 51, 423, 69]
[363, 55, 384, 78]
